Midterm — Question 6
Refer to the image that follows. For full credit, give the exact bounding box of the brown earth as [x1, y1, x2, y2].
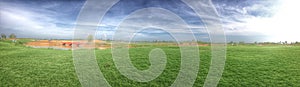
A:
[26, 40, 209, 50]
[26, 40, 111, 50]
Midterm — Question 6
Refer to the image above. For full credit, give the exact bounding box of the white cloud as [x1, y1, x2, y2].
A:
[0, 1, 74, 39]
[218, 0, 300, 42]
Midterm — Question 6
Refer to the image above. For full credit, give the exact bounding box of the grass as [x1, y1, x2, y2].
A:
[0, 41, 300, 86]
[0, 41, 79, 86]
[219, 46, 300, 86]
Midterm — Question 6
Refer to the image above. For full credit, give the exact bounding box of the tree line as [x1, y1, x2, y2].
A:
[1, 33, 16, 39]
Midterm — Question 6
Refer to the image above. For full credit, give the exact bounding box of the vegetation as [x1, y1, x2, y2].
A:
[1, 33, 6, 39]
[227, 41, 300, 46]
[9, 33, 16, 39]
[87, 34, 93, 43]
[1, 40, 300, 86]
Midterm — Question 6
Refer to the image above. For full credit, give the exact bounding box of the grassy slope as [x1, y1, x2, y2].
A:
[0, 41, 300, 86]
[0, 41, 80, 86]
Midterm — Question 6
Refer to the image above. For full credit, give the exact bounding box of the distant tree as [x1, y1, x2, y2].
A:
[291, 42, 294, 44]
[254, 41, 258, 44]
[9, 33, 16, 39]
[87, 34, 93, 42]
[1, 33, 6, 39]
[229, 41, 234, 46]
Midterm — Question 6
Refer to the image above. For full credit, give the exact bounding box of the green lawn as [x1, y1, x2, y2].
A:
[0, 41, 300, 86]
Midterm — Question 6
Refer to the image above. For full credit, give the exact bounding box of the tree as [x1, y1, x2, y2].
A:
[9, 33, 16, 39]
[229, 41, 234, 46]
[87, 34, 93, 42]
[1, 33, 6, 39]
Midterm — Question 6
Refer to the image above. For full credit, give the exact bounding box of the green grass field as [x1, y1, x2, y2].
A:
[1, 41, 300, 86]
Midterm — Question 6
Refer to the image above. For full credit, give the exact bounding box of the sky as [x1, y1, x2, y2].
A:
[0, 0, 299, 42]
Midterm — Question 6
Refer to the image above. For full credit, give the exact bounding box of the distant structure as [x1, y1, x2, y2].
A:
[61, 41, 81, 47]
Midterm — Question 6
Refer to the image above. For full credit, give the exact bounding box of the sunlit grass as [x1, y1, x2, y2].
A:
[0, 41, 299, 86]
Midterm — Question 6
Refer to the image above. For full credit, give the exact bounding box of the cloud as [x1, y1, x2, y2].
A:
[95, 0, 209, 41]
[0, 0, 210, 41]
[213, 0, 300, 42]
[2, 0, 298, 42]
[0, 0, 83, 39]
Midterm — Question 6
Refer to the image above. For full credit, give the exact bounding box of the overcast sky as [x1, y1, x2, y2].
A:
[0, 0, 299, 42]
